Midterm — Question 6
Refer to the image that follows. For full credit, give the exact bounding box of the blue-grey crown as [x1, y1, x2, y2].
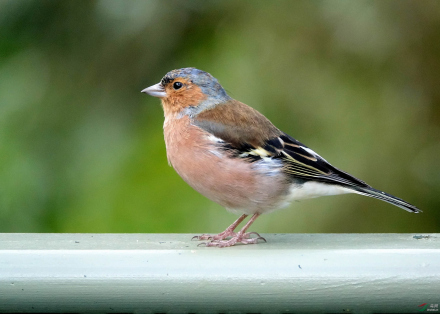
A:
[161, 67, 230, 103]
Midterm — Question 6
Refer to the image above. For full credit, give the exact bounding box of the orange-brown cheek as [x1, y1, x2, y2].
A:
[161, 85, 207, 116]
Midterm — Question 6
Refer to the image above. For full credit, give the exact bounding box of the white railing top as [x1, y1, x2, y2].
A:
[1, 233, 439, 313]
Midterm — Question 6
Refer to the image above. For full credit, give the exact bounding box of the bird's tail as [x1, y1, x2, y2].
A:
[352, 186, 421, 213]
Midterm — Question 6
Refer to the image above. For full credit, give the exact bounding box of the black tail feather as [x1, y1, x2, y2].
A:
[352, 187, 421, 213]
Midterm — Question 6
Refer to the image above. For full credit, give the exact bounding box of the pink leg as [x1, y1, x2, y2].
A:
[192, 214, 248, 241]
[204, 213, 266, 248]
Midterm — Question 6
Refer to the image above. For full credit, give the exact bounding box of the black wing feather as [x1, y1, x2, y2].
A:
[277, 133, 370, 188]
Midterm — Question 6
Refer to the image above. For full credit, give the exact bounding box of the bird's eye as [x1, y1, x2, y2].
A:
[173, 82, 183, 90]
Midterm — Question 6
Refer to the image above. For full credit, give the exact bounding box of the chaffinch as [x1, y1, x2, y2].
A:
[142, 67, 420, 247]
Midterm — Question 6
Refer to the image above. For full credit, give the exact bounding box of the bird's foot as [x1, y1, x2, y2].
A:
[200, 232, 266, 248]
[191, 229, 237, 241]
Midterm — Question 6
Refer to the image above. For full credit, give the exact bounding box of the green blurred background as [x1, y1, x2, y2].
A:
[0, 0, 439, 234]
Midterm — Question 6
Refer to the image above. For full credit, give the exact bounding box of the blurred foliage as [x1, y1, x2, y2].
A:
[0, 0, 439, 234]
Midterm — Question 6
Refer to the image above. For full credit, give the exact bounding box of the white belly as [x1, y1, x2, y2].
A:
[288, 181, 352, 200]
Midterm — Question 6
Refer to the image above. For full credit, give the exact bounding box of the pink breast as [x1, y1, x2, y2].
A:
[163, 116, 289, 214]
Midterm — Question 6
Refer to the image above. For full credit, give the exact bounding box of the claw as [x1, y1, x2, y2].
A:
[257, 236, 267, 243]
[244, 232, 262, 239]
[192, 234, 214, 241]
[191, 232, 235, 242]
[197, 242, 208, 247]
[192, 235, 212, 241]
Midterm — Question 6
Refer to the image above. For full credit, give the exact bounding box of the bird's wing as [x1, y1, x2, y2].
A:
[193, 100, 421, 213]
[193, 99, 281, 148]
[261, 133, 370, 188]
[267, 134, 421, 213]
[193, 100, 370, 189]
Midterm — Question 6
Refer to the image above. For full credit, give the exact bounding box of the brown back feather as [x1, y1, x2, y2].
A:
[193, 100, 281, 148]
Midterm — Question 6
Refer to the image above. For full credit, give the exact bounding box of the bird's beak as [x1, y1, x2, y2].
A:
[141, 83, 167, 98]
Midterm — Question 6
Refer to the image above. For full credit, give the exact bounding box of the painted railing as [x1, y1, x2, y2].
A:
[0, 233, 439, 313]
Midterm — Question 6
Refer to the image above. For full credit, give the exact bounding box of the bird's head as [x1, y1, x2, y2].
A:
[142, 67, 231, 116]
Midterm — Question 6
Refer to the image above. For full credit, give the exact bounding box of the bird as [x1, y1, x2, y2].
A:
[141, 67, 420, 247]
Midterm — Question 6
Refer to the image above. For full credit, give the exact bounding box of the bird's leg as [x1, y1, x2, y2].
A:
[192, 214, 248, 241]
[204, 213, 266, 247]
